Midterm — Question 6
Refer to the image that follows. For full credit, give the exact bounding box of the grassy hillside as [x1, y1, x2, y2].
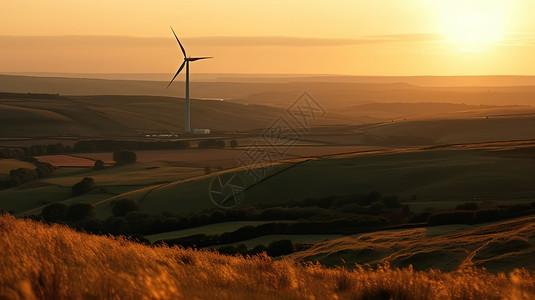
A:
[91, 141, 535, 218]
[0, 93, 288, 137]
[5, 140, 533, 219]
[1, 214, 535, 299]
[0, 159, 35, 174]
[291, 214, 535, 273]
[362, 116, 535, 144]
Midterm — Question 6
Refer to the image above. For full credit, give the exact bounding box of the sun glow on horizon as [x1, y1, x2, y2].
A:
[436, 0, 509, 52]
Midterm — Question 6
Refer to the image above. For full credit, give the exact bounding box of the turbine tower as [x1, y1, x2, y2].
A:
[167, 27, 212, 133]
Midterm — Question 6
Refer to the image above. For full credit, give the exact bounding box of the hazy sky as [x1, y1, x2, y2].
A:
[2, 0, 535, 75]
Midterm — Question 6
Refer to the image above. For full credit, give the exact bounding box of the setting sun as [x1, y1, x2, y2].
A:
[437, 0, 508, 52]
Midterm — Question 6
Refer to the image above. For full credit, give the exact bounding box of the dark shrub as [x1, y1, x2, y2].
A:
[267, 239, 294, 256]
[46, 143, 64, 154]
[72, 177, 95, 196]
[401, 205, 411, 216]
[8, 168, 39, 187]
[204, 165, 212, 175]
[361, 191, 381, 206]
[78, 219, 101, 234]
[382, 196, 402, 209]
[112, 199, 140, 217]
[41, 203, 68, 222]
[386, 211, 406, 225]
[250, 244, 268, 255]
[225, 208, 249, 221]
[73, 141, 97, 152]
[209, 210, 225, 223]
[125, 211, 152, 233]
[93, 160, 105, 170]
[35, 162, 54, 177]
[428, 210, 474, 226]
[260, 207, 328, 220]
[113, 150, 137, 165]
[102, 217, 128, 235]
[507, 204, 533, 216]
[218, 244, 247, 255]
[217, 246, 238, 255]
[408, 212, 431, 223]
[368, 201, 386, 215]
[455, 202, 479, 210]
[230, 140, 238, 149]
[198, 140, 225, 149]
[67, 203, 96, 222]
[474, 208, 507, 223]
[341, 204, 369, 214]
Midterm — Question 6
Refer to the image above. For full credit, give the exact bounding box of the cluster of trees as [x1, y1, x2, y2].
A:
[72, 178, 95, 196]
[0, 148, 26, 159]
[198, 140, 225, 149]
[0, 92, 64, 100]
[0, 144, 69, 159]
[73, 140, 190, 152]
[0, 139, 192, 159]
[113, 150, 137, 165]
[35, 190, 411, 245]
[3, 158, 54, 188]
[157, 216, 387, 248]
[34, 188, 535, 252]
[42, 202, 96, 223]
[217, 239, 295, 257]
[425, 202, 535, 226]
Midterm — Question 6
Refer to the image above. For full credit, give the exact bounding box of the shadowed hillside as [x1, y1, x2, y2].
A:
[0, 93, 284, 137]
[4, 74, 535, 109]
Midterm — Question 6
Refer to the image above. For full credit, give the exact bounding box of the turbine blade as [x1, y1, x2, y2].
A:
[170, 26, 187, 58]
[167, 61, 186, 89]
[189, 57, 213, 61]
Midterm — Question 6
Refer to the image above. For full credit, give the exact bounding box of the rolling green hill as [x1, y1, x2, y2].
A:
[81, 141, 534, 218]
[6, 140, 532, 219]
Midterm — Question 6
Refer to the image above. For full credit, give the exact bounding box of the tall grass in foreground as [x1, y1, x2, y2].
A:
[1, 215, 534, 300]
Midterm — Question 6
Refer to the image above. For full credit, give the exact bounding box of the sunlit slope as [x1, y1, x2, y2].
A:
[290, 214, 535, 273]
[2, 214, 534, 299]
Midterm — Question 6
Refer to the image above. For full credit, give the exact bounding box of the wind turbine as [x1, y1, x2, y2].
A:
[167, 27, 212, 133]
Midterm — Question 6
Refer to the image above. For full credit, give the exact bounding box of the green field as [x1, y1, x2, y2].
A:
[211, 234, 343, 249]
[0, 158, 35, 181]
[6, 140, 535, 221]
[145, 221, 287, 243]
[88, 142, 535, 217]
[0, 159, 35, 174]
[0, 161, 206, 216]
[43, 161, 204, 186]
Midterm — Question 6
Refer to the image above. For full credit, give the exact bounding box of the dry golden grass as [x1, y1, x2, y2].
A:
[1, 214, 535, 300]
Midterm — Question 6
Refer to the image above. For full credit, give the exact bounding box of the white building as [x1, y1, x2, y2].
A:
[193, 128, 211, 135]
